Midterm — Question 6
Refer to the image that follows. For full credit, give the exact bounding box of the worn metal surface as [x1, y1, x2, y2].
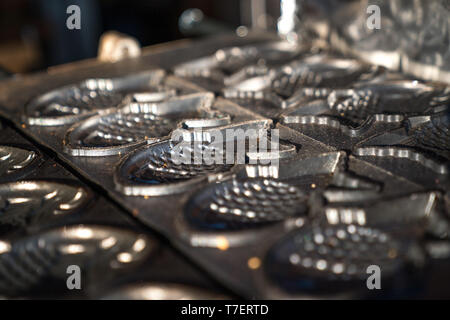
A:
[0, 31, 448, 299]
[0, 121, 233, 299]
[321, 0, 450, 84]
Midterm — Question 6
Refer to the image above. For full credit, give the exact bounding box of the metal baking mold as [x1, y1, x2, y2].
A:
[183, 152, 345, 232]
[114, 119, 284, 196]
[280, 84, 448, 126]
[0, 146, 39, 182]
[24, 69, 167, 126]
[223, 73, 288, 109]
[280, 114, 404, 150]
[317, 192, 439, 235]
[0, 225, 155, 295]
[222, 57, 377, 110]
[184, 173, 308, 231]
[326, 80, 449, 119]
[114, 139, 234, 197]
[353, 147, 449, 189]
[0, 181, 90, 233]
[408, 110, 450, 153]
[3, 32, 448, 299]
[63, 92, 231, 156]
[360, 110, 449, 156]
[173, 41, 302, 82]
[328, 0, 450, 84]
[271, 55, 372, 97]
[265, 224, 408, 296]
[223, 60, 372, 109]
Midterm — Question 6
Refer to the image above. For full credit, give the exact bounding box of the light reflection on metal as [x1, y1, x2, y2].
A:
[0, 181, 90, 230]
[0, 225, 156, 294]
[100, 283, 229, 300]
[278, 0, 299, 42]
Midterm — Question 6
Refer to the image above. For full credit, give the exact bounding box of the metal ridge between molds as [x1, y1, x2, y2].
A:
[354, 147, 449, 175]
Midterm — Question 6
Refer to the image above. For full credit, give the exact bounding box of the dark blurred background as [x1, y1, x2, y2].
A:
[0, 0, 285, 73]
